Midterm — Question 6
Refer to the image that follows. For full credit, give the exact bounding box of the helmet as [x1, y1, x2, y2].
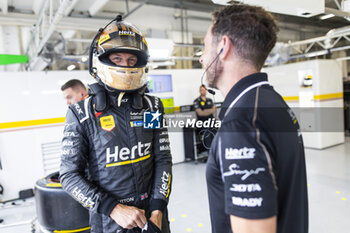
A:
[89, 16, 149, 91]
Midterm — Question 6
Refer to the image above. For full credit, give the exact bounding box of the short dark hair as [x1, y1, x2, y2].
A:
[212, 4, 278, 69]
[61, 79, 86, 91]
[200, 84, 207, 90]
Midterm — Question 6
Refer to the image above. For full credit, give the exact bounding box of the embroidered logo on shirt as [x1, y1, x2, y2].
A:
[225, 147, 256, 160]
[100, 115, 115, 131]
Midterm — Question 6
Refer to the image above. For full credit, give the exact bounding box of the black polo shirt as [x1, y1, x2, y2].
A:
[193, 96, 214, 121]
[206, 73, 308, 233]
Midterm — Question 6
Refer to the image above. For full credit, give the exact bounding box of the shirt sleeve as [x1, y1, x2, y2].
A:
[60, 107, 118, 216]
[217, 119, 277, 219]
[149, 98, 173, 213]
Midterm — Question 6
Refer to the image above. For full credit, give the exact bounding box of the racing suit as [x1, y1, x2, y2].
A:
[60, 88, 172, 233]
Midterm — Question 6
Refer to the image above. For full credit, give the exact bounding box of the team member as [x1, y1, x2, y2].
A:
[193, 84, 216, 121]
[201, 4, 308, 233]
[193, 85, 217, 155]
[60, 16, 172, 233]
[61, 79, 88, 105]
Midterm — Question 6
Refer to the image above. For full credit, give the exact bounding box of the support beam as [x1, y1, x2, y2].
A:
[123, 0, 148, 19]
[325, 7, 350, 17]
[32, 0, 45, 15]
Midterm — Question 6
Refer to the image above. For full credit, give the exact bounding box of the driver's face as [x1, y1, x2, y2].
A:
[109, 53, 138, 67]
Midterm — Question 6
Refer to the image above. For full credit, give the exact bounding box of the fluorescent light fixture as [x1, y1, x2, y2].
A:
[67, 65, 76, 71]
[146, 38, 174, 60]
[81, 56, 88, 62]
[319, 14, 335, 20]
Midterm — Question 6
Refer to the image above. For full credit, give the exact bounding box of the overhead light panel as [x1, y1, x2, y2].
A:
[319, 14, 335, 20]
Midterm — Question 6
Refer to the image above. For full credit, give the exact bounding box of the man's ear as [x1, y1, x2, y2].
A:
[218, 35, 232, 60]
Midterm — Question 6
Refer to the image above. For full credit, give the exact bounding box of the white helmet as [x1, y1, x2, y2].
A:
[89, 16, 149, 91]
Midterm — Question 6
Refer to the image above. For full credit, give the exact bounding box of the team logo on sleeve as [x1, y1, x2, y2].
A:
[223, 163, 265, 181]
[225, 147, 256, 159]
[100, 115, 115, 131]
[144, 110, 161, 129]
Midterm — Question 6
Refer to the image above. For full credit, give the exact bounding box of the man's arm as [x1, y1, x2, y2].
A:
[149, 98, 173, 229]
[230, 215, 276, 233]
[60, 107, 118, 216]
[218, 118, 278, 232]
[195, 106, 216, 117]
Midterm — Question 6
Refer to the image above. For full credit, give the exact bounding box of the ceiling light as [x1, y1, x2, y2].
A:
[81, 57, 88, 62]
[67, 65, 76, 71]
[319, 14, 335, 20]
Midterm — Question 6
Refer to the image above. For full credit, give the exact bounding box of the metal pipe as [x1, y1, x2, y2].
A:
[325, 7, 350, 18]
[125, 0, 130, 13]
[25, 0, 49, 54]
[28, 0, 79, 70]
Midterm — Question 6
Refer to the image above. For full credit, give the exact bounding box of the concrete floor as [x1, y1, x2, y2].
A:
[1, 138, 350, 233]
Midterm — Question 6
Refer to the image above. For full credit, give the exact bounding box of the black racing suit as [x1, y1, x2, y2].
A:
[60, 89, 172, 233]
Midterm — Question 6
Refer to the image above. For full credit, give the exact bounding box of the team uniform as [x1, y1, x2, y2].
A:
[206, 73, 308, 233]
[193, 96, 215, 121]
[60, 90, 172, 233]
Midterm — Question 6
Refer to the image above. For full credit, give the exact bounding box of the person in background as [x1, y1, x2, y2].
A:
[193, 84, 216, 121]
[193, 84, 217, 155]
[201, 4, 308, 233]
[59, 15, 172, 233]
[61, 79, 88, 105]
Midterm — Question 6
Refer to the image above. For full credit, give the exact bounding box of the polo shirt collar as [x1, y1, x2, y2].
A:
[219, 72, 268, 120]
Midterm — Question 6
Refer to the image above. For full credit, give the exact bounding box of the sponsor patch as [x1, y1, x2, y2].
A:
[100, 115, 115, 131]
[225, 147, 256, 160]
[72, 187, 95, 208]
[230, 184, 262, 192]
[223, 163, 265, 181]
[98, 33, 110, 45]
[105, 142, 151, 167]
[119, 30, 135, 36]
[119, 197, 135, 204]
[130, 121, 143, 127]
[159, 171, 171, 198]
[232, 197, 263, 207]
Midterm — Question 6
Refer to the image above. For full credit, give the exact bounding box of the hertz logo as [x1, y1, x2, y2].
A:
[119, 31, 135, 36]
[106, 142, 151, 167]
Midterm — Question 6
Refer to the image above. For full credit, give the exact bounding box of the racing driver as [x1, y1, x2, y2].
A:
[60, 16, 172, 233]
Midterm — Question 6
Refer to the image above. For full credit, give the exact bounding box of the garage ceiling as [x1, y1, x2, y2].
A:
[1, 0, 350, 71]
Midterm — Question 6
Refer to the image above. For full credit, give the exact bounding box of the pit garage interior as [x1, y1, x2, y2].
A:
[0, 0, 350, 232]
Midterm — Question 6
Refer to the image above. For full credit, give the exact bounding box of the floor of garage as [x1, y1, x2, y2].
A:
[1, 137, 350, 233]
